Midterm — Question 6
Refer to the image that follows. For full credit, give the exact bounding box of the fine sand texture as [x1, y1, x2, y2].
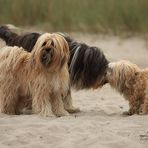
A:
[0, 34, 148, 148]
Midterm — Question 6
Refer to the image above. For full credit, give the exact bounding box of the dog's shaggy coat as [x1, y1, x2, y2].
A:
[107, 60, 148, 115]
[59, 33, 108, 89]
[0, 33, 77, 116]
[0, 26, 108, 89]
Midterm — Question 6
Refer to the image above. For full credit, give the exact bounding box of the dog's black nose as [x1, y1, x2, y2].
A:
[44, 48, 54, 58]
[103, 79, 108, 84]
[45, 48, 52, 53]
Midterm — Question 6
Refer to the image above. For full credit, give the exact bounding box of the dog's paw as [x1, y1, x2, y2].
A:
[21, 109, 32, 115]
[55, 110, 69, 117]
[40, 113, 55, 117]
[139, 110, 148, 115]
[66, 107, 80, 113]
[38, 109, 55, 117]
[122, 111, 133, 116]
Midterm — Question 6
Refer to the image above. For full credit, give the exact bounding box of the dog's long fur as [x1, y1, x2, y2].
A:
[0, 26, 108, 89]
[0, 33, 78, 117]
[107, 60, 148, 115]
[60, 33, 108, 89]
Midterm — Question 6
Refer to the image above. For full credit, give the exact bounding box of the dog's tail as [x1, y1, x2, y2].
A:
[0, 25, 40, 52]
[0, 25, 18, 46]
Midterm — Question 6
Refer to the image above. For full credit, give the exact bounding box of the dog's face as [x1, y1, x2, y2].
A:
[31, 33, 69, 71]
[106, 60, 139, 89]
[92, 73, 108, 89]
[106, 62, 118, 87]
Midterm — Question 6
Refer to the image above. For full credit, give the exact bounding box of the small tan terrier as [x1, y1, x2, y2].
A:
[107, 60, 148, 115]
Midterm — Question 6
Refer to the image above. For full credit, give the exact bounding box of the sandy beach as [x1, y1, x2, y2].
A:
[0, 34, 148, 148]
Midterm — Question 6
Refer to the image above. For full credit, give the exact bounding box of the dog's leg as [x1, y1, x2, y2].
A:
[0, 88, 18, 115]
[16, 96, 32, 115]
[123, 97, 141, 115]
[51, 91, 69, 117]
[141, 98, 148, 115]
[60, 67, 80, 113]
[63, 87, 80, 113]
[32, 91, 54, 117]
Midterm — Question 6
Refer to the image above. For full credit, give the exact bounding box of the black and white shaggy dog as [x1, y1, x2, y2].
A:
[60, 33, 108, 89]
[0, 25, 108, 89]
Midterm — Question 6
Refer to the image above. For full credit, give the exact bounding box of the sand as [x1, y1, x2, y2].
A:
[0, 34, 148, 148]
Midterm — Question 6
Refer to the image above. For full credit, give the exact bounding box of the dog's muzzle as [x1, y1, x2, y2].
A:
[41, 48, 53, 67]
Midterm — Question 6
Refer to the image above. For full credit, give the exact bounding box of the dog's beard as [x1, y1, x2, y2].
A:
[40, 47, 53, 67]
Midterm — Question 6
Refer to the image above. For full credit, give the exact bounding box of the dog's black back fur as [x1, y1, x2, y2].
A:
[62, 34, 108, 89]
[71, 45, 108, 89]
[0, 26, 40, 52]
[0, 26, 108, 89]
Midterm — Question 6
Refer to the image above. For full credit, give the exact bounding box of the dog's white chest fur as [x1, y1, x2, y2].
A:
[49, 72, 69, 93]
[50, 74, 61, 92]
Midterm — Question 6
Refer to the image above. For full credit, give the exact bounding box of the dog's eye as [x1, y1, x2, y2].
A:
[42, 41, 47, 47]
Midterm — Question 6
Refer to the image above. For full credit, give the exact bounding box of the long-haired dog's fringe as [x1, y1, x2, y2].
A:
[0, 26, 108, 89]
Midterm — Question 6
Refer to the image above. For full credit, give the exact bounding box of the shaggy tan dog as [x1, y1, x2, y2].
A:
[0, 33, 77, 117]
[107, 60, 148, 115]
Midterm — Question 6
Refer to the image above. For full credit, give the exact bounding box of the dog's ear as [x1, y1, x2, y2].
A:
[60, 56, 66, 68]
[40, 47, 53, 67]
[30, 52, 36, 68]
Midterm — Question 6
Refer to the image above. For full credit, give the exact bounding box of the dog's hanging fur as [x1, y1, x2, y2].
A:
[0, 26, 108, 89]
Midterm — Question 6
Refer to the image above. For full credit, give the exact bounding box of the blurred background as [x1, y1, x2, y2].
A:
[0, 0, 148, 35]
